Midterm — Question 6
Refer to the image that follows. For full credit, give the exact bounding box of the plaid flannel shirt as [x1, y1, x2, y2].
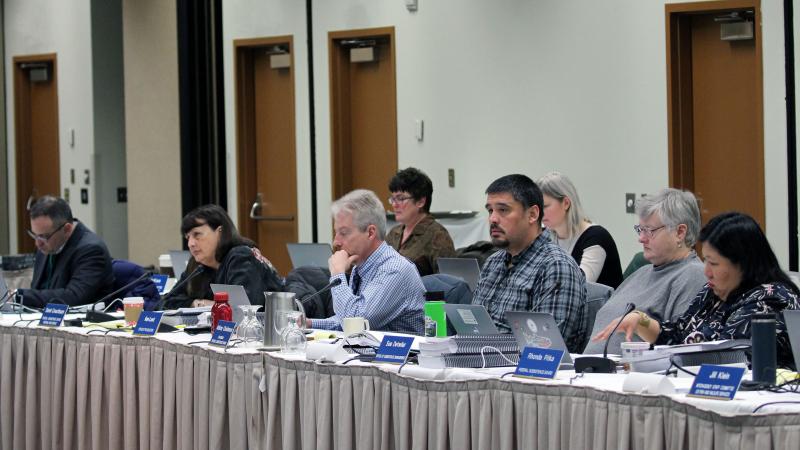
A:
[473, 233, 587, 352]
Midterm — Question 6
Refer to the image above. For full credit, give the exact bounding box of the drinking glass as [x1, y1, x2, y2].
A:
[235, 305, 264, 347]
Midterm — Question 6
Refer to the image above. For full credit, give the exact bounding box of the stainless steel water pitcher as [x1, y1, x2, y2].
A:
[263, 292, 305, 346]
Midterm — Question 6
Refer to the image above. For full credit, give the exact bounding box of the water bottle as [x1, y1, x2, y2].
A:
[751, 313, 776, 385]
[211, 291, 233, 331]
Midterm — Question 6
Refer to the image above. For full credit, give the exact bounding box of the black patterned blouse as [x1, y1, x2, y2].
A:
[655, 282, 800, 368]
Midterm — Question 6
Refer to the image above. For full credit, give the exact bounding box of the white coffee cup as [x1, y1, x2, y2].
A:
[342, 317, 370, 335]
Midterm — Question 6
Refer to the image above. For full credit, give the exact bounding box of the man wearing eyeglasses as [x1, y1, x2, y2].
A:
[13, 195, 114, 308]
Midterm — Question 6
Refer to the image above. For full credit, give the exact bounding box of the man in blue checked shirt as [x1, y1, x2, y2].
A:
[473, 174, 588, 352]
[308, 189, 425, 334]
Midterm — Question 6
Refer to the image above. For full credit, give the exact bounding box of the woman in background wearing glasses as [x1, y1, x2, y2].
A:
[385, 167, 456, 276]
[594, 212, 799, 368]
[582, 188, 707, 354]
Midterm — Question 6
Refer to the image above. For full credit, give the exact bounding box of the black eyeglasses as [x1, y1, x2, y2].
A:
[27, 220, 69, 243]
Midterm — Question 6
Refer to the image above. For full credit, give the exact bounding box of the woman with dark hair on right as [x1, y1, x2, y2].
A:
[595, 212, 800, 367]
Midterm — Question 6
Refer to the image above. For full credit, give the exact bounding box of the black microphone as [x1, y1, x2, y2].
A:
[154, 266, 205, 311]
[85, 271, 154, 323]
[574, 303, 636, 374]
[299, 278, 342, 306]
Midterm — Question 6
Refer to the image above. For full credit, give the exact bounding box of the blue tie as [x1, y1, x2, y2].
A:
[351, 268, 361, 295]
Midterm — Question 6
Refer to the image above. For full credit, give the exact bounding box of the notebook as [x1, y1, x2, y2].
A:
[436, 258, 481, 292]
[286, 243, 332, 269]
[417, 335, 520, 369]
[443, 304, 500, 335]
[506, 311, 573, 365]
[210, 284, 254, 324]
[169, 250, 192, 280]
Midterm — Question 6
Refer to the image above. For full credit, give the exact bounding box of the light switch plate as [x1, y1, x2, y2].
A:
[625, 193, 635, 214]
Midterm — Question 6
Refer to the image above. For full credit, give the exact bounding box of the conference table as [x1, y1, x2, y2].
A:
[2, 316, 800, 450]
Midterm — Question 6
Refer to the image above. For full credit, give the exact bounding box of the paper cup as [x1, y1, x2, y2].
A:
[123, 297, 145, 326]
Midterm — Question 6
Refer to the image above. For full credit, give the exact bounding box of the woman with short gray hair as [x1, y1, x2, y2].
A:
[538, 172, 623, 288]
[635, 188, 701, 249]
[583, 188, 706, 354]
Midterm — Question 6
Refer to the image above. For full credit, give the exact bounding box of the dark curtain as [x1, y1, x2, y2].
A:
[177, 0, 226, 214]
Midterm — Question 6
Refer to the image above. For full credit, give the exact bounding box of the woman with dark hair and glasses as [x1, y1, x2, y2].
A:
[595, 212, 800, 367]
[163, 204, 283, 309]
[385, 167, 456, 276]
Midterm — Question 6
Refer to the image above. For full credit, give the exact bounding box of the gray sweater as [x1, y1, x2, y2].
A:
[582, 252, 706, 355]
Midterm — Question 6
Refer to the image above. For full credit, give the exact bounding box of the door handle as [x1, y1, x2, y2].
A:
[250, 193, 295, 222]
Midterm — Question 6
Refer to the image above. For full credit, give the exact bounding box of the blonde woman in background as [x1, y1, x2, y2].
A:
[538, 172, 623, 288]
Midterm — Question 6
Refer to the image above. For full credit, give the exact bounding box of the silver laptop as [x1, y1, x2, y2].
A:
[169, 250, 192, 280]
[784, 310, 800, 367]
[286, 243, 332, 269]
[210, 284, 254, 324]
[506, 311, 573, 365]
[443, 304, 500, 335]
[437, 258, 481, 291]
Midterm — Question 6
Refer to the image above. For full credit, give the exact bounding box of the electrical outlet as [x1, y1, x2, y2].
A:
[448, 169, 455, 188]
[625, 193, 636, 214]
[117, 187, 127, 203]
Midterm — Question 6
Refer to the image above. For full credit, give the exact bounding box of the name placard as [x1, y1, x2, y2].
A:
[688, 364, 746, 401]
[514, 347, 565, 379]
[150, 274, 169, 294]
[133, 311, 164, 336]
[209, 320, 236, 347]
[39, 303, 69, 327]
[374, 335, 415, 364]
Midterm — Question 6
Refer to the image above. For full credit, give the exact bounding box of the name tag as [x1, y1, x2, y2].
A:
[133, 311, 164, 336]
[150, 274, 169, 294]
[209, 320, 237, 347]
[374, 335, 414, 364]
[514, 346, 564, 379]
[688, 364, 745, 400]
[39, 303, 69, 327]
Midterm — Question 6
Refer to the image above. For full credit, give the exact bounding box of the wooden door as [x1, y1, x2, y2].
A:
[235, 37, 298, 276]
[14, 54, 60, 253]
[329, 27, 397, 210]
[666, 1, 764, 228]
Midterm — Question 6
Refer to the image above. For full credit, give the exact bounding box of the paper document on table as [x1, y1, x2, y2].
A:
[164, 306, 211, 316]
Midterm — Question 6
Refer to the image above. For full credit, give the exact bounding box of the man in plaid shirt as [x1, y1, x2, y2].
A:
[472, 174, 587, 352]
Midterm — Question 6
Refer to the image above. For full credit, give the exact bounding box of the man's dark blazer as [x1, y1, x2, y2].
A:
[18, 222, 115, 308]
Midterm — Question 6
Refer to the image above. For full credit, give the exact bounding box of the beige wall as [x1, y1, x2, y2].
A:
[122, 0, 181, 266]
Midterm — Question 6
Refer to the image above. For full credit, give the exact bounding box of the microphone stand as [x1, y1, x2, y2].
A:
[84, 271, 153, 323]
[299, 278, 342, 306]
[574, 303, 637, 373]
[153, 266, 205, 311]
